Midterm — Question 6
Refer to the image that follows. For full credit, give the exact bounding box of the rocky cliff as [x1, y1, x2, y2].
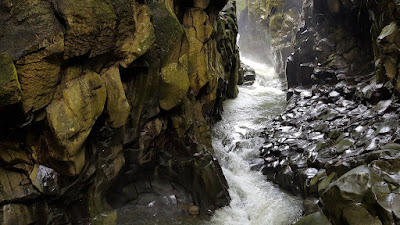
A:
[237, 0, 302, 76]
[257, 0, 400, 225]
[0, 0, 239, 224]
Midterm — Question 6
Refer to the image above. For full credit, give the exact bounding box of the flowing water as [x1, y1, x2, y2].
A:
[207, 58, 303, 225]
[112, 58, 303, 225]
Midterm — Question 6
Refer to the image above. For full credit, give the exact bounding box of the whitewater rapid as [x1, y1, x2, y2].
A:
[207, 58, 303, 225]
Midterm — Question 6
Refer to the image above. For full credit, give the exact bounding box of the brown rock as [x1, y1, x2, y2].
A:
[2, 203, 43, 225]
[101, 67, 130, 128]
[17, 60, 61, 113]
[45, 71, 106, 175]
[188, 205, 200, 215]
[0, 167, 38, 204]
[0, 52, 22, 106]
[383, 57, 397, 80]
[54, 0, 117, 58]
[194, 0, 211, 9]
[116, 3, 155, 67]
[15, 32, 64, 113]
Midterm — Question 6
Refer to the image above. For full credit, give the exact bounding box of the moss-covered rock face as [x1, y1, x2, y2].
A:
[159, 63, 190, 110]
[54, 0, 118, 58]
[45, 71, 106, 175]
[148, 2, 191, 110]
[101, 67, 130, 128]
[0, 53, 22, 106]
[116, 3, 155, 68]
[0, 0, 238, 223]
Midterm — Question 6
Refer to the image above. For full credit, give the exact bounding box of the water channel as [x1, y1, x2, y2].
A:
[207, 57, 303, 225]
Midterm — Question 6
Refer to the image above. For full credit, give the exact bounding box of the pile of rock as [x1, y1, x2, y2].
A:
[261, 71, 400, 224]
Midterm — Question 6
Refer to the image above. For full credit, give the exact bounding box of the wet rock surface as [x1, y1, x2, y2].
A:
[238, 0, 302, 76]
[261, 70, 400, 224]
[255, 1, 400, 223]
[0, 0, 239, 224]
[238, 62, 256, 85]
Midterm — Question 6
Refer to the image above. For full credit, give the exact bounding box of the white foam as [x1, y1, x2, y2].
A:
[207, 59, 302, 225]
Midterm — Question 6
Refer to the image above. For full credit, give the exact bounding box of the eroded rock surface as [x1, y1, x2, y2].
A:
[0, 0, 240, 223]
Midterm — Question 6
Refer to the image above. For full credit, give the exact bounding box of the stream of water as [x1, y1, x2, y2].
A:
[114, 58, 303, 225]
[207, 58, 303, 225]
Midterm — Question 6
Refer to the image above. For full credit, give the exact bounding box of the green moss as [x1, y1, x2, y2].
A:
[267, 0, 284, 13]
[269, 14, 283, 34]
[318, 172, 337, 193]
[235, 0, 247, 12]
[159, 62, 190, 110]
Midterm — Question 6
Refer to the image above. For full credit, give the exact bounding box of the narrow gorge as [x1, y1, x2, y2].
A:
[1, 0, 400, 225]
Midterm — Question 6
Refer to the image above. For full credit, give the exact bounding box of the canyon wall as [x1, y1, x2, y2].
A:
[285, 0, 374, 89]
[257, 0, 400, 225]
[237, 0, 302, 76]
[0, 0, 239, 224]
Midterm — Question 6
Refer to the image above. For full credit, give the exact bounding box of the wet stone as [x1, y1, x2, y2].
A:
[260, 67, 400, 225]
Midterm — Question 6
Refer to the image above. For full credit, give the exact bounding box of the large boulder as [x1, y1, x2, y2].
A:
[0, 0, 64, 60]
[184, 8, 215, 95]
[159, 62, 190, 110]
[45, 71, 106, 175]
[321, 163, 400, 225]
[149, 2, 190, 111]
[17, 57, 62, 113]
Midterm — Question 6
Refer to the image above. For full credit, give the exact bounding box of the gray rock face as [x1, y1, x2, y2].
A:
[248, 0, 400, 224]
[284, 0, 374, 88]
[261, 67, 400, 224]
[238, 62, 256, 85]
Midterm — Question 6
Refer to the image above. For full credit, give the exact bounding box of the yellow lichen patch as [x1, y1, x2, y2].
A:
[46, 71, 106, 174]
[117, 3, 155, 67]
[101, 66, 130, 128]
[159, 63, 190, 110]
[0, 53, 23, 106]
